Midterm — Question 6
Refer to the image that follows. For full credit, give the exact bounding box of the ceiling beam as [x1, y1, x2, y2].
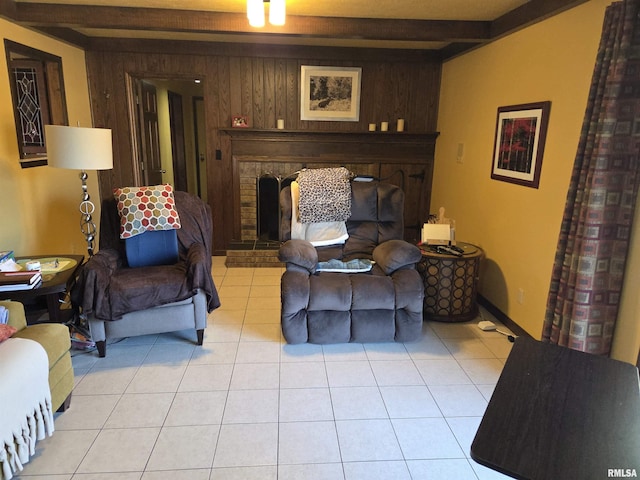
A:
[85, 37, 442, 63]
[491, 0, 590, 39]
[0, 0, 17, 18]
[13, 3, 491, 43]
[3, 0, 591, 55]
[34, 26, 90, 47]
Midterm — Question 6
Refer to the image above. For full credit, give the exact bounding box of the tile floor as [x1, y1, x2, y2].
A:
[16, 257, 514, 479]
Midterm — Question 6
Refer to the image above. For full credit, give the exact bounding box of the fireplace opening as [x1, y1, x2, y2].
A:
[257, 173, 296, 241]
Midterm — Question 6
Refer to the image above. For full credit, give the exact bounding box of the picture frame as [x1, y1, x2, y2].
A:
[232, 115, 249, 128]
[491, 101, 551, 188]
[300, 65, 362, 122]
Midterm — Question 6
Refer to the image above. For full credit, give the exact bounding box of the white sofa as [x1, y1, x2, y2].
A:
[0, 336, 54, 480]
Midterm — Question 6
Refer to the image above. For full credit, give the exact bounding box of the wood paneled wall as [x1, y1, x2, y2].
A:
[85, 42, 442, 254]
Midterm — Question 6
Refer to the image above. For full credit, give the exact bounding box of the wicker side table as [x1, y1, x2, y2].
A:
[417, 242, 484, 322]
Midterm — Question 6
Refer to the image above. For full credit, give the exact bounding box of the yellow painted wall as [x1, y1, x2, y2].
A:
[0, 18, 98, 259]
[155, 85, 175, 185]
[434, 0, 610, 338]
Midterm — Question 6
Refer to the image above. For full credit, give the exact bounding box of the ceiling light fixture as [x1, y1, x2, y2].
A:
[247, 0, 286, 28]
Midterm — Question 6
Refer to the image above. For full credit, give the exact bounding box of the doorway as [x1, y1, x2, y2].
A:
[127, 75, 206, 197]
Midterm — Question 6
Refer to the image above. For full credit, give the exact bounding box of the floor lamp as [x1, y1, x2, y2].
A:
[45, 125, 113, 257]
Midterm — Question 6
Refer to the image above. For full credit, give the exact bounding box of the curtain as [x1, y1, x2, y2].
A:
[542, 0, 640, 355]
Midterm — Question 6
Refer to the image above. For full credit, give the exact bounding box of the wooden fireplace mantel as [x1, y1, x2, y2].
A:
[220, 129, 439, 163]
[219, 128, 440, 245]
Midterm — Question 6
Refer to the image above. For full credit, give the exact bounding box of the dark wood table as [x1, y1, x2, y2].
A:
[471, 336, 640, 480]
[0, 255, 84, 323]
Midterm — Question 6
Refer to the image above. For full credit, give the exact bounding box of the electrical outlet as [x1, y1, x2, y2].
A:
[517, 288, 525, 304]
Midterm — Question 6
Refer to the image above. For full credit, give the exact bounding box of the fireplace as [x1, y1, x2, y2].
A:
[239, 160, 375, 242]
[221, 129, 439, 246]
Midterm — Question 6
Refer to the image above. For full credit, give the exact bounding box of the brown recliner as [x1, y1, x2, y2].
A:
[72, 191, 220, 357]
[278, 181, 424, 344]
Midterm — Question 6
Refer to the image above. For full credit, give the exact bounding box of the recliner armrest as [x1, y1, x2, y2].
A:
[71, 248, 122, 318]
[184, 242, 213, 286]
[185, 241, 208, 267]
[373, 239, 422, 274]
[90, 248, 122, 272]
[278, 239, 318, 274]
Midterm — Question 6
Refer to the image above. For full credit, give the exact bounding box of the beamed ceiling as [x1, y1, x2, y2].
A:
[0, 0, 588, 58]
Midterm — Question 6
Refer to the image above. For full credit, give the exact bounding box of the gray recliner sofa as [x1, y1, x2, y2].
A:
[278, 180, 424, 344]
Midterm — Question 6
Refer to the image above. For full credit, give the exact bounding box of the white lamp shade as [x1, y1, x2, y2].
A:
[247, 0, 265, 27]
[269, 0, 286, 26]
[45, 125, 113, 170]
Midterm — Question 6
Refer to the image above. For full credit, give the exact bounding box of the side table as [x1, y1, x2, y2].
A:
[471, 337, 640, 479]
[0, 255, 84, 323]
[417, 242, 484, 322]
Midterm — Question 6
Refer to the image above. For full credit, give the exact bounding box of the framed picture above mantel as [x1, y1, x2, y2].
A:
[300, 65, 362, 122]
[490, 101, 551, 189]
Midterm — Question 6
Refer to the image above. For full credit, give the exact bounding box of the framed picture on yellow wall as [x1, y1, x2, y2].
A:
[491, 101, 551, 189]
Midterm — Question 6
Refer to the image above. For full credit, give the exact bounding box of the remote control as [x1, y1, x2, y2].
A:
[436, 245, 463, 256]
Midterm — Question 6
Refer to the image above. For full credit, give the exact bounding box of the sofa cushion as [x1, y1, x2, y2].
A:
[309, 273, 352, 311]
[307, 311, 351, 344]
[13, 323, 71, 366]
[107, 264, 194, 318]
[351, 275, 395, 310]
[0, 324, 17, 342]
[351, 309, 396, 342]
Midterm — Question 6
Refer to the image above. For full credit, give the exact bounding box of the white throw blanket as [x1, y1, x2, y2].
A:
[290, 181, 349, 246]
[0, 338, 54, 480]
[317, 259, 374, 273]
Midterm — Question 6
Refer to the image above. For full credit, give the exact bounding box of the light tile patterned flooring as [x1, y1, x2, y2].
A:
[17, 257, 514, 479]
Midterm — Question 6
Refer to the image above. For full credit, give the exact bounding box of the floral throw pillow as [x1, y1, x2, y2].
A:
[0, 324, 17, 342]
[114, 184, 181, 239]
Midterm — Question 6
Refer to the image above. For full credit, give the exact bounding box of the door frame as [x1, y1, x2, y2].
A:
[125, 73, 144, 186]
[168, 90, 188, 192]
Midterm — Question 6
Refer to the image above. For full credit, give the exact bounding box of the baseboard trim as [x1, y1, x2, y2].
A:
[477, 294, 532, 339]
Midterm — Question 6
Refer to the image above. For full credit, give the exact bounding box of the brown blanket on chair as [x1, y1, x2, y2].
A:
[71, 191, 220, 320]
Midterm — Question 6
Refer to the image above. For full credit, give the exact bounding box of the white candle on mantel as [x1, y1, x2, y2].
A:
[368, 123, 376, 131]
[277, 119, 285, 130]
[397, 119, 405, 132]
[381, 122, 389, 132]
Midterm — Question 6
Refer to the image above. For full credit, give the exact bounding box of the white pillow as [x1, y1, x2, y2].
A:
[290, 181, 349, 246]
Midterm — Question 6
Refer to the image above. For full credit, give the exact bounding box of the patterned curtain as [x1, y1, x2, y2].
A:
[542, 0, 640, 355]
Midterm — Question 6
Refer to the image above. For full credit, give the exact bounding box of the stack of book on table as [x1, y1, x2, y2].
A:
[0, 270, 42, 292]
